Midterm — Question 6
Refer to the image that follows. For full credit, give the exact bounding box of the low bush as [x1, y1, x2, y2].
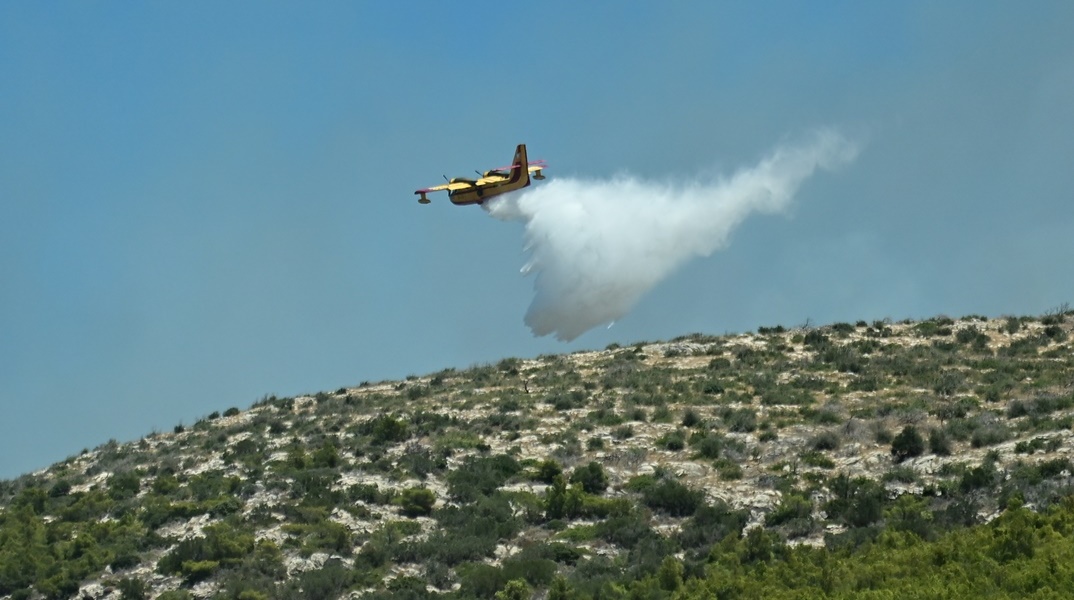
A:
[640, 478, 703, 517]
[891, 426, 925, 463]
[570, 462, 609, 495]
[397, 487, 436, 517]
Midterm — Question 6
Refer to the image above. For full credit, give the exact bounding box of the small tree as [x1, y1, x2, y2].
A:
[544, 475, 568, 520]
[397, 487, 436, 517]
[570, 462, 608, 495]
[534, 459, 563, 484]
[116, 578, 147, 600]
[657, 556, 684, 591]
[929, 428, 952, 455]
[496, 579, 532, 600]
[891, 426, 925, 463]
[547, 576, 572, 600]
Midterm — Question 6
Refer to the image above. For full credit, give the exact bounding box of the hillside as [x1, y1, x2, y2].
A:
[3, 312, 1074, 599]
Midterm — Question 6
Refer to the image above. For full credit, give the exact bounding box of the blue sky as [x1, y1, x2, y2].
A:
[3, 2, 1073, 479]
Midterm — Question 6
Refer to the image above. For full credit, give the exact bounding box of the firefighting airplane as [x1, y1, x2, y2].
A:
[414, 144, 546, 205]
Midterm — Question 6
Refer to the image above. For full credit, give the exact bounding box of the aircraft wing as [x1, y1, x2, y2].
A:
[415, 181, 474, 193]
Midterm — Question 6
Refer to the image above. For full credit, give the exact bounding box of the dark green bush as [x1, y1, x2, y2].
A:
[397, 487, 436, 517]
[157, 523, 255, 582]
[722, 408, 758, 432]
[765, 493, 814, 537]
[570, 462, 609, 495]
[447, 455, 521, 502]
[681, 409, 701, 428]
[397, 446, 448, 479]
[690, 432, 724, 459]
[970, 423, 1010, 448]
[115, 578, 147, 600]
[826, 475, 885, 528]
[362, 414, 410, 445]
[533, 459, 562, 484]
[810, 430, 841, 451]
[677, 500, 748, 550]
[640, 478, 703, 517]
[891, 426, 925, 463]
[286, 559, 354, 600]
[594, 509, 657, 548]
[657, 430, 686, 451]
[546, 391, 586, 410]
[929, 428, 952, 455]
[108, 471, 141, 501]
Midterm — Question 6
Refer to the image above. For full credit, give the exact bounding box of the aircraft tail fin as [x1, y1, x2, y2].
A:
[509, 144, 530, 187]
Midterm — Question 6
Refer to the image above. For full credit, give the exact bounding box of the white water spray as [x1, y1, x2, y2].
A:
[485, 130, 860, 341]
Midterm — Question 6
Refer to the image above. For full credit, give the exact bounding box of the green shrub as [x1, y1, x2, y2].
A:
[594, 509, 657, 548]
[657, 430, 686, 451]
[765, 493, 814, 537]
[722, 408, 758, 432]
[761, 385, 814, 406]
[570, 462, 608, 495]
[546, 391, 586, 410]
[810, 430, 841, 451]
[495, 578, 533, 600]
[533, 459, 563, 484]
[882, 465, 918, 483]
[799, 451, 835, 469]
[641, 478, 703, 517]
[286, 559, 355, 600]
[115, 577, 147, 600]
[108, 471, 141, 501]
[586, 407, 623, 427]
[681, 409, 701, 428]
[715, 459, 744, 480]
[361, 414, 410, 445]
[447, 455, 521, 502]
[397, 487, 436, 517]
[677, 500, 748, 550]
[891, 426, 925, 463]
[397, 446, 448, 479]
[826, 475, 885, 527]
[691, 432, 724, 459]
[428, 494, 522, 565]
[971, 423, 1010, 448]
[929, 428, 952, 455]
[1043, 324, 1067, 342]
[157, 523, 255, 580]
[958, 461, 999, 493]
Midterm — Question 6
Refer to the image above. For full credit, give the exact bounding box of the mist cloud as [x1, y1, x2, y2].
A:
[485, 130, 860, 341]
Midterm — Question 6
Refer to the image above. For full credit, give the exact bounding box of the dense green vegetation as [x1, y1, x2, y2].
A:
[2, 311, 1073, 599]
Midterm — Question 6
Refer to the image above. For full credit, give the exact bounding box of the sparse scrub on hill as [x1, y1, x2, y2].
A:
[5, 312, 1074, 599]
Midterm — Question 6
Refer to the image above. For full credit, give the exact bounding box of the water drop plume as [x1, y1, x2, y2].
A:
[484, 129, 860, 341]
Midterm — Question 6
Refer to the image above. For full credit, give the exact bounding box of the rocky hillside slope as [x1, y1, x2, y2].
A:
[2, 312, 1073, 600]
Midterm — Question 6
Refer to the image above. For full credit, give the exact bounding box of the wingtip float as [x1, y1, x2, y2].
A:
[414, 144, 546, 206]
